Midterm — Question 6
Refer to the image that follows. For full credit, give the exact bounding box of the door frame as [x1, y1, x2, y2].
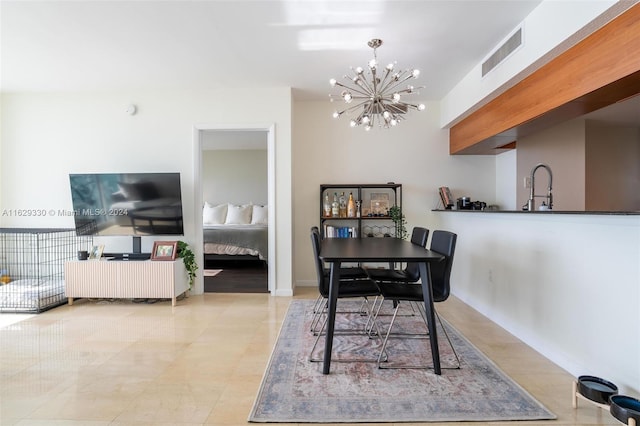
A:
[193, 123, 276, 294]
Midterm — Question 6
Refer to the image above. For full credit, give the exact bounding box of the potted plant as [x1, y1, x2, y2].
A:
[388, 205, 408, 240]
[177, 241, 198, 290]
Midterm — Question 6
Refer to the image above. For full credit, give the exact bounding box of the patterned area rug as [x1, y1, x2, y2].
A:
[249, 299, 556, 423]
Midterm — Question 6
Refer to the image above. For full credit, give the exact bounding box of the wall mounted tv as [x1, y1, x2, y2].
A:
[69, 172, 184, 238]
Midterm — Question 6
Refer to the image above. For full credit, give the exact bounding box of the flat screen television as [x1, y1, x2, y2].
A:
[69, 173, 184, 241]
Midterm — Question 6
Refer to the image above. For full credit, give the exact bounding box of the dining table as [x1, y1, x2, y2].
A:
[318, 236, 446, 374]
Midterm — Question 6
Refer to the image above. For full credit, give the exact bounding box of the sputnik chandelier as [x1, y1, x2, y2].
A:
[330, 38, 425, 130]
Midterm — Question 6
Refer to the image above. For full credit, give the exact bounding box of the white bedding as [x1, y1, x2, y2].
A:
[203, 224, 268, 261]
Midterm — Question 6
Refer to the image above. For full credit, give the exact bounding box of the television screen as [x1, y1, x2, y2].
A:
[69, 173, 183, 236]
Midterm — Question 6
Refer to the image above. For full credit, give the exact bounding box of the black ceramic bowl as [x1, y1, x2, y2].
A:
[610, 395, 640, 425]
[577, 375, 618, 404]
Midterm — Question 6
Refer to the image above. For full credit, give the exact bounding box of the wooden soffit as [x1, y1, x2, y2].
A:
[450, 3, 640, 155]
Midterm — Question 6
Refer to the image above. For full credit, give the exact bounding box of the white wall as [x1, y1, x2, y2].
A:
[495, 149, 517, 210]
[0, 87, 293, 295]
[433, 211, 640, 395]
[202, 149, 268, 206]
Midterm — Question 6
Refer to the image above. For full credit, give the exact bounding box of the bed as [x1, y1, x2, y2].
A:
[203, 203, 268, 262]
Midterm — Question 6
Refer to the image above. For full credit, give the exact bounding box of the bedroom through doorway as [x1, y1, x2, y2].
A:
[199, 129, 271, 293]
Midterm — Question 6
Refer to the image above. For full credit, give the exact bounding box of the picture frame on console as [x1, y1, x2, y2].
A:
[151, 241, 178, 261]
[88, 245, 104, 260]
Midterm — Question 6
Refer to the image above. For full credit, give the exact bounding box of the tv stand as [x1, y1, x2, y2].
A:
[64, 259, 188, 306]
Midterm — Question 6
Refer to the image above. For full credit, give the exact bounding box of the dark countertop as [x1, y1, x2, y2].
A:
[432, 209, 640, 216]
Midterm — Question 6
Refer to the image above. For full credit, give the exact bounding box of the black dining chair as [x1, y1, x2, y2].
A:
[308, 227, 383, 362]
[366, 226, 429, 283]
[374, 230, 460, 369]
[309, 226, 370, 330]
[366, 226, 429, 321]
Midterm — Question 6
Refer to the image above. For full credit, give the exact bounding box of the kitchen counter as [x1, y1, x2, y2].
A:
[432, 209, 640, 216]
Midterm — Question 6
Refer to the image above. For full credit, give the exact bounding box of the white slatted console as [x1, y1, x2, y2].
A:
[64, 260, 188, 307]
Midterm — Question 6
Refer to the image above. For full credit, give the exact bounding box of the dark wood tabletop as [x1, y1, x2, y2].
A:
[319, 237, 445, 263]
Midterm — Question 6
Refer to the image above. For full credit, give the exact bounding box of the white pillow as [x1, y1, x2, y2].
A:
[225, 203, 252, 225]
[251, 205, 268, 225]
[203, 203, 227, 225]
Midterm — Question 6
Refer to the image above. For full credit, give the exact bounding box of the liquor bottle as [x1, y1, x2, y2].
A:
[331, 193, 339, 217]
[323, 193, 331, 217]
[339, 192, 347, 218]
[347, 192, 356, 218]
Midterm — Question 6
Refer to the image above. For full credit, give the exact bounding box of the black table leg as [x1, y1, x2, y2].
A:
[419, 262, 441, 375]
[322, 261, 340, 374]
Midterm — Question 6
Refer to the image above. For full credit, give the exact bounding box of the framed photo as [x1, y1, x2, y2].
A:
[369, 192, 390, 216]
[151, 241, 178, 261]
[88, 245, 104, 260]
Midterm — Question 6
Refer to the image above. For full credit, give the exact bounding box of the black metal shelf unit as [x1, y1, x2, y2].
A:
[319, 183, 402, 238]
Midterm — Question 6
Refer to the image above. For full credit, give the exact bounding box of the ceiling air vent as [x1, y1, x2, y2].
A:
[482, 27, 522, 77]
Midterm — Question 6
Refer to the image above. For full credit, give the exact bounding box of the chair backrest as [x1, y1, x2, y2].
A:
[404, 227, 430, 281]
[310, 227, 329, 296]
[429, 230, 457, 303]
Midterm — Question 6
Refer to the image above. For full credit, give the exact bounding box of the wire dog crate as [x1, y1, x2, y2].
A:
[0, 228, 93, 313]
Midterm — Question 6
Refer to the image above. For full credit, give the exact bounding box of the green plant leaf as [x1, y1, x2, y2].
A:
[177, 241, 198, 290]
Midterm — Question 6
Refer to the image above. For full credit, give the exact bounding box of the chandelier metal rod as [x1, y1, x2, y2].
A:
[332, 79, 371, 98]
[379, 72, 421, 96]
[329, 38, 425, 129]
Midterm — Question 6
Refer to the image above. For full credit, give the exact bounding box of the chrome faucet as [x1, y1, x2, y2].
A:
[527, 163, 553, 211]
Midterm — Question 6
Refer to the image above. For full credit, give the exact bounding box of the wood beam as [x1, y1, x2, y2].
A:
[450, 3, 640, 155]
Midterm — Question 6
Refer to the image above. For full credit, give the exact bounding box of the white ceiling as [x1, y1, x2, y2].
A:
[0, 0, 543, 101]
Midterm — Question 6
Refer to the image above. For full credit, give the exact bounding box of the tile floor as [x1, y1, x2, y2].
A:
[0, 287, 620, 425]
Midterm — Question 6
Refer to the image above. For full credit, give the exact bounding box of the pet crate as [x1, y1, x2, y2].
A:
[0, 228, 92, 313]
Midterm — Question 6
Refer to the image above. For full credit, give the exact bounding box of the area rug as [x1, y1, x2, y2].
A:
[249, 299, 556, 423]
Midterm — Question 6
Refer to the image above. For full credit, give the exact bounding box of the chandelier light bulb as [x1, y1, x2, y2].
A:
[329, 38, 425, 130]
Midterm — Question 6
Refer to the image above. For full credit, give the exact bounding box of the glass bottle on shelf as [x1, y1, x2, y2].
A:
[339, 192, 347, 218]
[331, 193, 339, 217]
[347, 192, 356, 218]
[323, 193, 331, 217]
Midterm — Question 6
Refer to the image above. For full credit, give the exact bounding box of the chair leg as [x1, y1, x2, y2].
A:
[377, 301, 460, 370]
[435, 310, 460, 369]
[309, 297, 384, 363]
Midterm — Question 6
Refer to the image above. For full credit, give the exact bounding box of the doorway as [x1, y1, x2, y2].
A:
[193, 125, 276, 294]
